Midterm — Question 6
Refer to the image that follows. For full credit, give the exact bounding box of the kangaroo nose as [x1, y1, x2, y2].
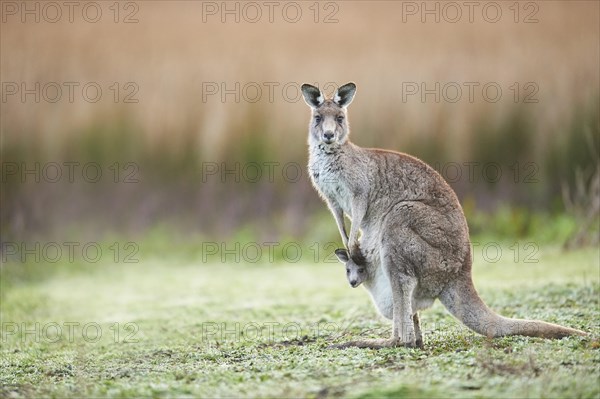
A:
[324, 131, 334, 141]
[350, 280, 357, 287]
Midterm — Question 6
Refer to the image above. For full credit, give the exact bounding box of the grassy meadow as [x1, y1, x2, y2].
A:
[1, 238, 599, 398]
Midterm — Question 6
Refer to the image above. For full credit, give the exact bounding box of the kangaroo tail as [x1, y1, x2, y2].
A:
[438, 275, 587, 339]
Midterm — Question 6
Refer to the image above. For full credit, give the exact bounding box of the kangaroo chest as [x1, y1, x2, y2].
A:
[309, 150, 353, 215]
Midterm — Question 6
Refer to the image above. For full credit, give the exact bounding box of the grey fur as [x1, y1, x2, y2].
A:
[301, 82, 587, 349]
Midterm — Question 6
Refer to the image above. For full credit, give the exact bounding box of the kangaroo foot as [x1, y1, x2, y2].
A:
[330, 338, 413, 349]
[415, 337, 424, 349]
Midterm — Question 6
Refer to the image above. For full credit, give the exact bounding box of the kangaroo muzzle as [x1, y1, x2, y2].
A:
[323, 131, 335, 143]
[322, 118, 337, 143]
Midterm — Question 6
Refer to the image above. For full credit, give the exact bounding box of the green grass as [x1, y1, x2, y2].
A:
[1, 242, 599, 398]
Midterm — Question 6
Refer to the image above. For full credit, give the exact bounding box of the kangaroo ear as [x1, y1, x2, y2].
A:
[334, 248, 349, 263]
[301, 84, 324, 108]
[333, 82, 356, 108]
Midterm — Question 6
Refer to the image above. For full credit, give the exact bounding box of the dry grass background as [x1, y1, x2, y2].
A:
[1, 1, 599, 240]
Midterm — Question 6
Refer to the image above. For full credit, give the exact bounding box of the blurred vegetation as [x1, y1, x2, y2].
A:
[2, 99, 598, 245]
[1, 2, 599, 247]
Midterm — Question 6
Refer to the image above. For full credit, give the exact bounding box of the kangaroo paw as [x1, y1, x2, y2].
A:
[349, 244, 366, 265]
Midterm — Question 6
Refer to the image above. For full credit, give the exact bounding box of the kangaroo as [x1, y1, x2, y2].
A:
[301, 82, 587, 348]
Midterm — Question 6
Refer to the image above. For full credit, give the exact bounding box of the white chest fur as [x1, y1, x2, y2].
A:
[309, 151, 352, 215]
[364, 267, 393, 320]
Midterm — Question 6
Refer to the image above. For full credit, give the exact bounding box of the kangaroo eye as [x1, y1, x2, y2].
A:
[315, 115, 322, 123]
[358, 268, 365, 273]
[336, 116, 344, 124]
[346, 269, 350, 274]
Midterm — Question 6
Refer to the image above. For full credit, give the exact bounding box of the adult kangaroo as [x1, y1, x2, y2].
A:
[301, 82, 587, 348]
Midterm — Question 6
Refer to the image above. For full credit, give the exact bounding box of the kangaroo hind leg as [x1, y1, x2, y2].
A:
[391, 275, 418, 346]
